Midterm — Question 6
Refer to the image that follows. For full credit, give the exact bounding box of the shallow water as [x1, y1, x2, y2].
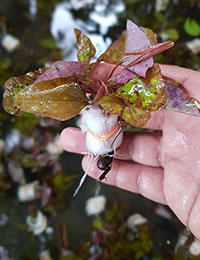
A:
[0, 0, 200, 259]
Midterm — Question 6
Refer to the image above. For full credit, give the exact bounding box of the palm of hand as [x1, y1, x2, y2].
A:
[159, 65, 200, 239]
[156, 109, 200, 239]
[60, 64, 200, 239]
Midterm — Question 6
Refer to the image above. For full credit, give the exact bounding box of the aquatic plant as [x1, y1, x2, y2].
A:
[3, 20, 200, 195]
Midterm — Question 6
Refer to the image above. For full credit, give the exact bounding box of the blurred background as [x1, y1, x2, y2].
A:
[0, 0, 200, 259]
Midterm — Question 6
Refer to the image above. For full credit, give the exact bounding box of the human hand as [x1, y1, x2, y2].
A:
[60, 63, 200, 239]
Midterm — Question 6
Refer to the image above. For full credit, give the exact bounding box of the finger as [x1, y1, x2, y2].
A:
[60, 127, 87, 154]
[60, 127, 162, 167]
[188, 189, 200, 240]
[82, 156, 166, 204]
[160, 64, 200, 99]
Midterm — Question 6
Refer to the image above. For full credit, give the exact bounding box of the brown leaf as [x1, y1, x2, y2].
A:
[14, 77, 88, 120]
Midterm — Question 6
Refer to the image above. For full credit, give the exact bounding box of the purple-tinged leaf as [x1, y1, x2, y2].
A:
[125, 20, 152, 53]
[41, 183, 52, 208]
[110, 69, 136, 84]
[74, 29, 96, 62]
[97, 31, 126, 64]
[164, 77, 200, 116]
[125, 60, 153, 78]
[123, 20, 153, 77]
[35, 61, 89, 84]
[93, 80, 108, 103]
[14, 77, 88, 120]
[59, 221, 69, 250]
[122, 20, 174, 77]
[122, 41, 174, 68]
[3, 68, 47, 115]
[8, 160, 25, 184]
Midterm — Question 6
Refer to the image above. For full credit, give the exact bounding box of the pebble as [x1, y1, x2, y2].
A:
[5, 129, 21, 153]
[189, 238, 200, 256]
[8, 160, 25, 184]
[86, 195, 106, 216]
[155, 0, 169, 12]
[127, 213, 147, 231]
[1, 33, 20, 53]
[186, 38, 200, 55]
[21, 136, 34, 150]
[154, 205, 172, 219]
[175, 234, 188, 252]
[17, 181, 40, 202]
[46, 135, 63, 155]
[40, 250, 53, 260]
[26, 210, 47, 235]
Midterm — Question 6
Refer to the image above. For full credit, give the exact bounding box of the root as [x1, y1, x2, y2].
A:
[73, 154, 99, 197]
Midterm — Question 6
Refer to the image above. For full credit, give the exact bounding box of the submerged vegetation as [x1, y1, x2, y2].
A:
[0, 0, 200, 259]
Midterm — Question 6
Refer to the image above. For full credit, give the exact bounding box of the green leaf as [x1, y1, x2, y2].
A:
[154, 11, 165, 22]
[40, 37, 57, 49]
[53, 172, 75, 190]
[98, 31, 126, 64]
[74, 29, 96, 62]
[97, 65, 166, 127]
[97, 95, 151, 127]
[13, 77, 88, 121]
[159, 28, 179, 40]
[93, 219, 104, 230]
[116, 65, 166, 111]
[184, 18, 200, 36]
[0, 58, 12, 70]
[19, 112, 37, 117]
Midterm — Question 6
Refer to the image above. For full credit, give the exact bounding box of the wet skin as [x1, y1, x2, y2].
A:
[60, 63, 200, 240]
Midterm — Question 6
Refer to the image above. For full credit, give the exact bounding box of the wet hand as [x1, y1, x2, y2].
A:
[60, 64, 200, 240]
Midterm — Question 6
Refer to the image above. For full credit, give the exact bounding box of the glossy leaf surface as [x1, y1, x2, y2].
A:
[121, 20, 174, 78]
[97, 65, 166, 127]
[3, 68, 47, 115]
[123, 20, 154, 77]
[4, 21, 199, 126]
[74, 29, 96, 62]
[14, 77, 88, 120]
[97, 31, 126, 64]
[97, 95, 150, 127]
[115, 65, 166, 111]
[123, 41, 174, 72]
[110, 69, 136, 84]
[35, 61, 89, 84]
[164, 77, 200, 116]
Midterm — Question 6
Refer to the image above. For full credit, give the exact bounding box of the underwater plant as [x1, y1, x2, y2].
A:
[3, 20, 200, 194]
